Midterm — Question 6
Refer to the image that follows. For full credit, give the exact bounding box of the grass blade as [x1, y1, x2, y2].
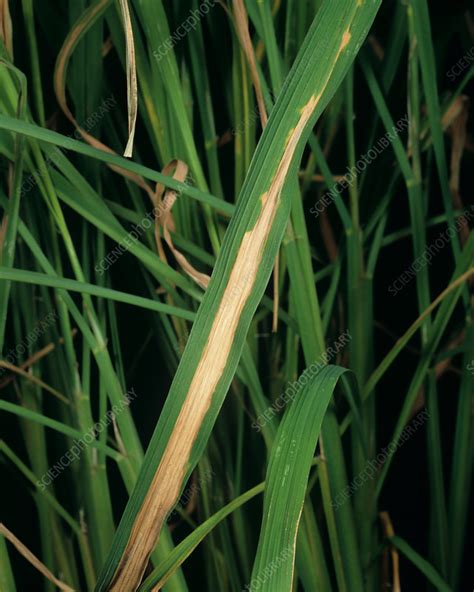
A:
[96, 2, 381, 588]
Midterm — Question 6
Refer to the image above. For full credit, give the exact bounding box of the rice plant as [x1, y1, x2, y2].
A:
[0, 0, 472, 590]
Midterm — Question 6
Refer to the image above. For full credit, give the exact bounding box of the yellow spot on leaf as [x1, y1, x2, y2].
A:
[339, 30, 351, 54]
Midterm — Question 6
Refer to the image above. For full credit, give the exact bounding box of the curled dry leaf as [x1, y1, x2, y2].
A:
[54, 0, 150, 196]
[153, 160, 211, 290]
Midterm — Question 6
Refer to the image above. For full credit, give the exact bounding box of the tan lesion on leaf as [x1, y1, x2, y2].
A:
[337, 30, 352, 58]
[108, 94, 319, 592]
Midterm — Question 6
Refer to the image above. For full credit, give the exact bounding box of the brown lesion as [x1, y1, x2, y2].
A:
[338, 30, 352, 58]
[108, 93, 324, 591]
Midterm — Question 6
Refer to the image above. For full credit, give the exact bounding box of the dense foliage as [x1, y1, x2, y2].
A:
[0, 1, 472, 590]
